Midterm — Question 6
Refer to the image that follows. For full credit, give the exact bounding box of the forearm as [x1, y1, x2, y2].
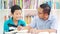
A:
[37, 29, 57, 33]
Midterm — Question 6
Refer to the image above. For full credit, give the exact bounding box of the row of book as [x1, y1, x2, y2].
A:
[0, 0, 60, 9]
[1, 0, 60, 24]
[0, 0, 23, 9]
[23, 9, 37, 24]
[24, 16, 34, 24]
[3, 9, 37, 24]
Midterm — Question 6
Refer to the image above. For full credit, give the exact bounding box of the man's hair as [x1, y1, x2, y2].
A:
[40, 3, 51, 15]
[11, 5, 21, 14]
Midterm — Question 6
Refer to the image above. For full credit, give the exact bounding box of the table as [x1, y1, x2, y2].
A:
[4, 30, 56, 34]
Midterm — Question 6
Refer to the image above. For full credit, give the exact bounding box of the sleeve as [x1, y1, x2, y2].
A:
[4, 20, 9, 32]
[29, 18, 36, 28]
[19, 20, 26, 27]
[50, 16, 58, 30]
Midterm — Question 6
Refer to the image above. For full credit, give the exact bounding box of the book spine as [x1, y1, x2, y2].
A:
[20, 0, 23, 8]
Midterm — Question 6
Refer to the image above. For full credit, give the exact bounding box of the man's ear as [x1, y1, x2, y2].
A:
[37, 8, 39, 10]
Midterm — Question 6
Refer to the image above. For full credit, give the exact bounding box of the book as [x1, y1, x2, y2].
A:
[20, 0, 23, 8]
[28, 16, 31, 24]
[23, 0, 30, 9]
[8, 0, 13, 9]
[0, 0, 2, 9]
[13, 0, 16, 5]
[56, 2, 60, 9]
[3, 0, 7, 9]
[24, 16, 28, 24]
[30, 0, 35, 9]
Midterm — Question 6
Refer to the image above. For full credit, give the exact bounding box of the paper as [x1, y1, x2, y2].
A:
[50, 32, 56, 34]
[38, 32, 49, 34]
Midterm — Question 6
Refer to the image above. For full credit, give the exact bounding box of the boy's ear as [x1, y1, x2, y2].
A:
[10, 13, 13, 16]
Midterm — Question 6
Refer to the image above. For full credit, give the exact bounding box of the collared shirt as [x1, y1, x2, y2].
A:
[30, 15, 57, 30]
[4, 17, 26, 32]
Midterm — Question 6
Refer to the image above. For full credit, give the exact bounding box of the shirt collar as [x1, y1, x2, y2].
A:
[38, 15, 52, 21]
[48, 15, 52, 21]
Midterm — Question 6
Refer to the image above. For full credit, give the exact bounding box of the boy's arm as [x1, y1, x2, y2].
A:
[4, 21, 9, 32]
[21, 20, 26, 27]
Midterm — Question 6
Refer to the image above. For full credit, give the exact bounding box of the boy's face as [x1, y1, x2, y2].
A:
[38, 8, 49, 20]
[12, 10, 22, 20]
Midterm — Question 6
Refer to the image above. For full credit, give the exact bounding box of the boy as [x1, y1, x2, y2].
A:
[4, 5, 26, 32]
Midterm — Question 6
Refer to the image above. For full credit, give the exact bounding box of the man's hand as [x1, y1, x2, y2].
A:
[48, 29, 57, 33]
[28, 28, 39, 34]
[28, 29, 57, 34]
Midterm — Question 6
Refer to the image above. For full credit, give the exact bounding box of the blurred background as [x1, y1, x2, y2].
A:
[0, 0, 60, 34]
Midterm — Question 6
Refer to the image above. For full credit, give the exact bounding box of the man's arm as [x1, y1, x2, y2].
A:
[35, 16, 57, 33]
[25, 26, 57, 33]
[37, 29, 57, 33]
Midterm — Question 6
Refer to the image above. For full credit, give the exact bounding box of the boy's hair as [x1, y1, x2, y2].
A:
[40, 3, 51, 15]
[11, 5, 21, 14]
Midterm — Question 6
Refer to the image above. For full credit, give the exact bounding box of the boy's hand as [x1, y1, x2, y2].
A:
[17, 26, 24, 31]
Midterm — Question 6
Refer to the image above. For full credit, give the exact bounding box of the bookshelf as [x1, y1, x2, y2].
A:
[23, 9, 37, 24]
[0, 0, 60, 34]
[1, 9, 37, 24]
[0, 0, 60, 9]
[0, 0, 53, 9]
[0, 0, 60, 24]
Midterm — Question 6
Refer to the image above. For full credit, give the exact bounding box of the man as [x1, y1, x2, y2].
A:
[27, 3, 57, 33]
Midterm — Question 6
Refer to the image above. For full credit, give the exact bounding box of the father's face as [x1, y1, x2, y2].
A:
[38, 7, 49, 20]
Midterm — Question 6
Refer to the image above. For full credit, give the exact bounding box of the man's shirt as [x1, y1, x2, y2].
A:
[30, 15, 57, 30]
